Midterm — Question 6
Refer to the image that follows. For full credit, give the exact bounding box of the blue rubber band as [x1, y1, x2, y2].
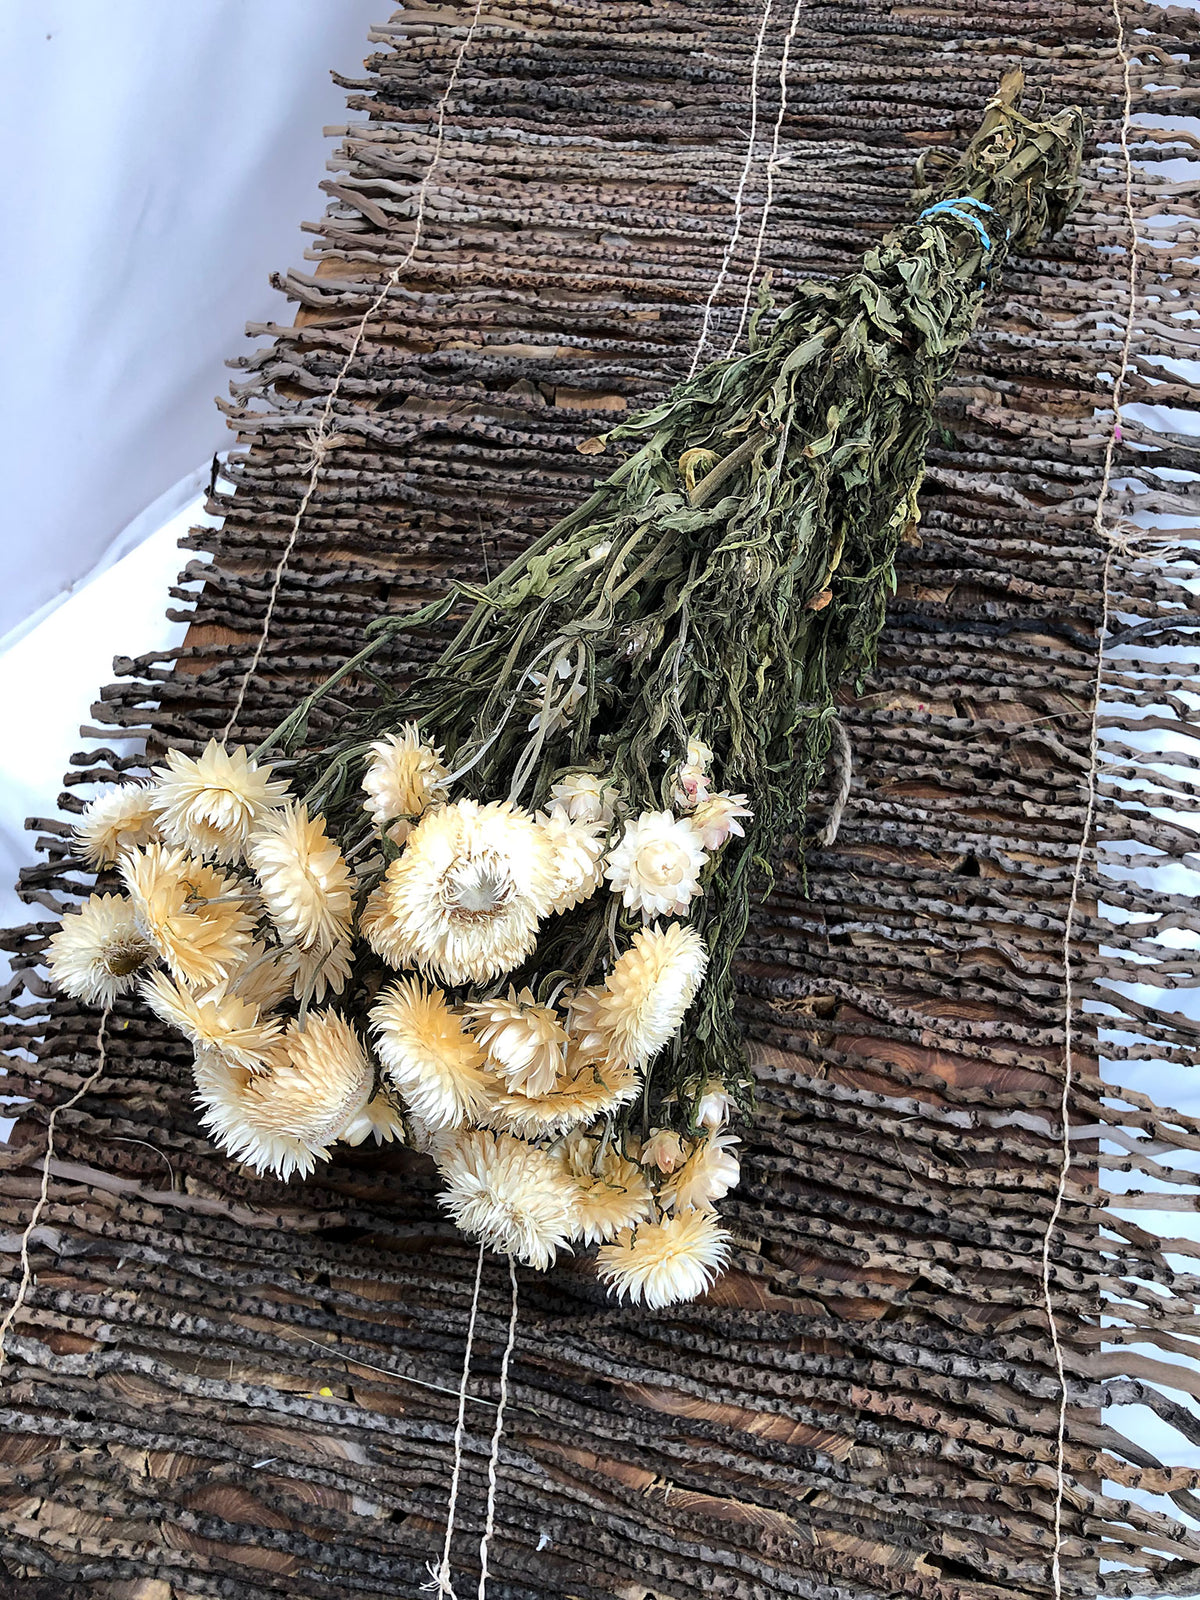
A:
[916, 196, 1007, 286]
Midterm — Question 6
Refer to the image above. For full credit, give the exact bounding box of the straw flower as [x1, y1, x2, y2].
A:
[194, 1009, 374, 1180]
[280, 937, 353, 1004]
[605, 811, 707, 920]
[120, 843, 255, 989]
[73, 785, 161, 868]
[549, 772, 616, 826]
[373, 799, 556, 985]
[572, 922, 708, 1069]
[141, 969, 283, 1073]
[361, 724, 448, 845]
[527, 654, 585, 733]
[435, 1129, 578, 1270]
[466, 987, 567, 1096]
[371, 975, 493, 1130]
[640, 1128, 687, 1173]
[695, 1080, 736, 1130]
[670, 736, 714, 810]
[690, 792, 752, 851]
[557, 1132, 652, 1246]
[595, 1210, 732, 1309]
[46, 893, 156, 1006]
[541, 807, 607, 914]
[483, 1051, 640, 1140]
[660, 1131, 741, 1213]
[150, 740, 289, 863]
[247, 802, 353, 953]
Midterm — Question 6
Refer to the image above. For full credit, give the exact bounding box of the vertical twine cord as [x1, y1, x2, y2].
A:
[476, 1255, 519, 1600]
[426, 1241, 487, 1598]
[220, 0, 486, 743]
[725, 0, 804, 355]
[1042, 7, 1138, 1595]
[686, 0, 775, 378]
[0, 1007, 110, 1372]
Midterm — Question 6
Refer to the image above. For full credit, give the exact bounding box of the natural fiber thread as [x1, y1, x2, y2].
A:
[426, 1241, 486, 1598]
[0, 1007, 110, 1372]
[477, 1255, 519, 1599]
[220, 0, 486, 743]
[727, 0, 805, 353]
[686, 0, 775, 378]
[1042, 7, 1139, 1595]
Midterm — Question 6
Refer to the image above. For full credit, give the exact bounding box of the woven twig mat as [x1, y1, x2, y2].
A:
[4, 4, 1200, 1595]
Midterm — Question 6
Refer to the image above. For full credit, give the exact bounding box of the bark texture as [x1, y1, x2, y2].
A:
[3, 3, 1200, 1596]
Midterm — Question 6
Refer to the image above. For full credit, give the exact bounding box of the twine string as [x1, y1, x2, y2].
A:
[425, 1240, 487, 1598]
[0, 1007, 110, 1371]
[220, 0, 486, 743]
[1042, 6, 1139, 1596]
[477, 1255, 519, 1600]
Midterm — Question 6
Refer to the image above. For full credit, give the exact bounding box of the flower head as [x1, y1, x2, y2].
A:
[374, 799, 556, 985]
[371, 975, 493, 1130]
[361, 724, 448, 846]
[596, 1210, 731, 1309]
[483, 1051, 639, 1140]
[640, 1128, 687, 1173]
[695, 1080, 736, 1130]
[660, 1131, 741, 1213]
[527, 654, 585, 734]
[670, 737, 714, 810]
[247, 802, 353, 953]
[150, 740, 289, 862]
[541, 808, 606, 914]
[557, 1131, 652, 1246]
[46, 893, 156, 1006]
[141, 969, 283, 1072]
[194, 1009, 373, 1180]
[549, 772, 616, 826]
[571, 923, 707, 1070]
[466, 987, 566, 1096]
[604, 811, 707, 920]
[73, 785, 161, 868]
[280, 937, 353, 1005]
[435, 1129, 578, 1269]
[120, 844, 254, 989]
[690, 792, 752, 851]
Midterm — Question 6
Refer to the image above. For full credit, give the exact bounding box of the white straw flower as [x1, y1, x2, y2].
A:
[660, 1131, 742, 1213]
[361, 724, 448, 846]
[540, 807, 607, 914]
[224, 942, 295, 1013]
[466, 987, 567, 1096]
[549, 772, 616, 826]
[435, 1129, 578, 1270]
[690, 792, 752, 851]
[46, 893, 156, 1006]
[483, 1051, 639, 1140]
[72, 785, 162, 868]
[247, 802, 353, 953]
[570, 922, 707, 1069]
[640, 1128, 687, 1173]
[670, 736, 714, 810]
[141, 969, 283, 1072]
[604, 811, 707, 920]
[596, 1210, 732, 1309]
[150, 740, 289, 863]
[374, 799, 556, 985]
[371, 975, 493, 1130]
[695, 1080, 736, 1130]
[280, 937, 353, 1004]
[557, 1131, 652, 1246]
[194, 1009, 374, 1180]
[527, 655, 585, 734]
[120, 844, 255, 989]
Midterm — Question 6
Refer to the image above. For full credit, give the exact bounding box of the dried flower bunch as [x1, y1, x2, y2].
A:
[49, 75, 1082, 1309]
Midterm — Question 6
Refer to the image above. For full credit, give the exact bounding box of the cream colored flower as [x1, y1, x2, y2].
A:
[225, 942, 296, 1013]
[695, 1080, 736, 1130]
[540, 808, 606, 915]
[483, 1051, 639, 1140]
[527, 655, 585, 734]
[150, 740, 289, 862]
[46, 893, 156, 1006]
[141, 969, 283, 1072]
[570, 923, 707, 1070]
[194, 1009, 373, 1180]
[640, 1128, 687, 1173]
[435, 1129, 578, 1270]
[120, 844, 255, 989]
[371, 975, 493, 1130]
[280, 937, 353, 1004]
[604, 811, 707, 920]
[72, 785, 162, 869]
[549, 772, 616, 826]
[247, 802, 353, 953]
[373, 799, 556, 985]
[595, 1210, 731, 1309]
[339, 1087, 406, 1149]
[466, 987, 567, 1096]
[660, 1131, 741, 1213]
[690, 792, 752, 851]
[557, 1131, 652, 1246]
[361, 724, 448, 846]
[670, 736, 714, 810]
